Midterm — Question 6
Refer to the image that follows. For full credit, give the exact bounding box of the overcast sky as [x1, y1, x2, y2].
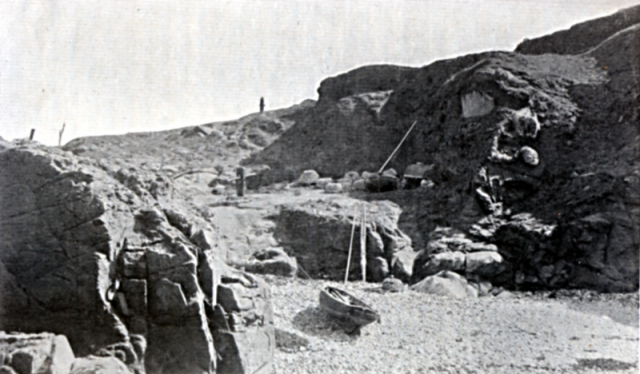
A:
[1, 0, 638, 145]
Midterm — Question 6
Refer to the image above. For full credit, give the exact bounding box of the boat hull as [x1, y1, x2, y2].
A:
[319, 286, 380, 333]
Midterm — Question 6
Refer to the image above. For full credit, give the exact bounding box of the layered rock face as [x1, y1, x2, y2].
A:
[0, 145, 274, 374]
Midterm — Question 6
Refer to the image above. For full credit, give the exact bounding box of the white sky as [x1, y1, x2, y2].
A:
[1, 0, 638, 145]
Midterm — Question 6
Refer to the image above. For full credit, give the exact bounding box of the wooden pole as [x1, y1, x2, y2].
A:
[378, 120, 418, 174]
[344, 206, 359, 283]
[58, 123, 65, 146]
[360, 203, 367, 282]
[29, 129, 35, 140]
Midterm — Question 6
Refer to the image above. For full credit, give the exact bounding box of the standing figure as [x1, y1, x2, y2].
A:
[260, 97, 265, 113]
[236, 167, 245, 197]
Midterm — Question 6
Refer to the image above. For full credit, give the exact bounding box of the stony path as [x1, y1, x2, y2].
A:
[266, 277, 638, 374]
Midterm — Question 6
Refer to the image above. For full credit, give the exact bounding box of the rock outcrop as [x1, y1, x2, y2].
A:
[0, 145, 274, 374]
[274, 199, 414, 282]
[249, 11, 640, 292]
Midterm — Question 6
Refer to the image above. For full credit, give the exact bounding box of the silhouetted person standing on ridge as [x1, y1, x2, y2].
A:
[260, 97, 265, 113]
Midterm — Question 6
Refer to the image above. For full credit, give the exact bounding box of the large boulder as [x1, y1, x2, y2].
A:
[465, 251, 506, 278]
[0, 332, 75, 374]
[244, 247, 298, 277]
[0, 146, 133, 354]
[296, 170, 319, 186]
[389, 248, 418, 283]
[410, 271, 478, 298]
[413, 252, 466, 281]
[274, 199, 412, 282]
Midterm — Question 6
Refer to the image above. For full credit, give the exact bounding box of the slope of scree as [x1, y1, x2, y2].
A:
[63, 99, 315, 179]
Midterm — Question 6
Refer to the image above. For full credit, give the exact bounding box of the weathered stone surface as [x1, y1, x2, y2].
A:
[381, 276, 405, 292]
[145, 320, 215, 374]
[469, 280, 493, 296]
[297, 170, 319, 186]
[461, 91, 494, 118]
[352, 179, 366, 191]
[465, 251, 505, 278]
[414, 252, 465, 277]
[0, 147, 131, 354]
[0, 332, 75, 374]
[390, 248, 417, 283]
[336, 177, 353, 191]
[410, 271, 478, 298]
[324, 183, 343, 194]
[369, 257, 390, 282]
[198, 250, 222, 307]
[142, 238, 216, 374]
[70, 356, 133, 374]
[491, 211, 638, 291]
[274, 199, 412, 282]
[0, 146, 275, 374]
[210, 268, 274, 374]
[117, 250, 147, 279]
[245, 247, 298, 277]
[426, 227, 497, 254]
[316, 178, 332, 190]
[519, 146, 539, 166]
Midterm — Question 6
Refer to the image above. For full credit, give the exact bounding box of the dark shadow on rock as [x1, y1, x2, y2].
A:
[291, 307, 358, 342]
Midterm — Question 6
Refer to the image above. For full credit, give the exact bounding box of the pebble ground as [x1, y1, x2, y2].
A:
[265, 276, 639, 374]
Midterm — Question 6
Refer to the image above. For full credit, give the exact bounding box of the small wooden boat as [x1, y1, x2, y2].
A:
[319, 286, 380, 334]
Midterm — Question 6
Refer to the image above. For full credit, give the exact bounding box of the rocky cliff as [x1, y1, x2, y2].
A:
[0, 144, 274, 374]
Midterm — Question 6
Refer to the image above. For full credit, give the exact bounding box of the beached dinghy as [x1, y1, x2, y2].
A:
[319, 286, 380, 334]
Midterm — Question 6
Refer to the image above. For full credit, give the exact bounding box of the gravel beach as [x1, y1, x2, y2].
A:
[266, 276, 639, 374]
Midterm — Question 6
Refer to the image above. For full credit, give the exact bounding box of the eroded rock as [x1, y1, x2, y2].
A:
[0, 332, 75, 374]
[0, 146, 275, 374]
[274, 199, 412, 282]
[245, 247, 298, 277]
